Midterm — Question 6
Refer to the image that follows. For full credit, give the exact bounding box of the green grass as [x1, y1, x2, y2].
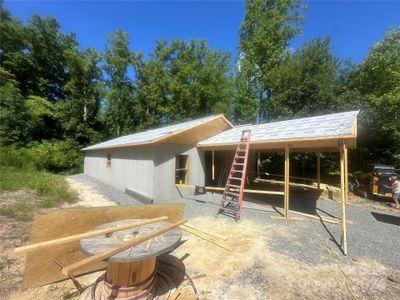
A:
[0, 166, 77, 221]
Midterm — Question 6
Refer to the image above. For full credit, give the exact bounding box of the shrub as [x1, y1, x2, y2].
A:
[26, 139, 83, 173]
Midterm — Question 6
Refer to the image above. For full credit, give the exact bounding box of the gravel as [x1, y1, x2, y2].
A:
[68, 174, 142, 205]
[69, 174, 400, 269]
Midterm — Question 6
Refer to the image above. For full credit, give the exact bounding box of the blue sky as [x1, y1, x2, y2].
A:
[4, 1, 400, 64]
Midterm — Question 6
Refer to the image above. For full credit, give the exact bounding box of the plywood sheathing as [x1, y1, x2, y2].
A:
[23, 204, 184, 289]
[159, 116, 232, 145]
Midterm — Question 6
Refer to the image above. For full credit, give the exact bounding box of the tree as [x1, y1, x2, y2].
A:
[232, 57, 258, 124]
[267, 37, 342, 119]
[134, 40, 171, 129]
[167, 39, 233, 121]
[25, 95, 61, 141]
[237, 0, 305, 122]
[25, 14, 77, 100]
[346, 28, 400, 167]
[104, 30, 135, 136]
[134, 39, 233, 126]
[0, 82, 28, 145]
[0, 5, 31, 95]
[64, 47, 102, 123]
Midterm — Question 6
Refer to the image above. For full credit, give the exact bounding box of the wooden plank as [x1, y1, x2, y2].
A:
[15, 216, 168, 255]
[259, 173, 317, 182]
[340, 142, 348, 255]
[284, 144, 290, 219]
[205, 186, 284, 195]
[270, 216, 304, 221]
[197, 135, 357, 151]
[344, 145, 348, 205]
[181, 225, 233, 251]
[183, 223, 228, 241]
[23, 204, 185, 289]
[62, 220, 186, 276]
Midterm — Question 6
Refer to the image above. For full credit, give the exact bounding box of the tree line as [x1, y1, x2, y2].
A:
[0, 0, 399, 173]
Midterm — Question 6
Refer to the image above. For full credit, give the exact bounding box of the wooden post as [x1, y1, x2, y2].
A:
[340, 142, 348, 255]
[316, 151, 321, 190]
[284, 145, 290, 219]
[344, 146, 348, 205]
[212, 150, 215, 181]
[257, 152, 261, 178]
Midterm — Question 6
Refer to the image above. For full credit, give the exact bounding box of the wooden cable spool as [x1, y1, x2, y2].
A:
[79, 219, 182, 300]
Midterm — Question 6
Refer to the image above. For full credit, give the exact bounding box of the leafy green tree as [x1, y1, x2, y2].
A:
[347, 28, 400, 167]
[0, 82, 28, 145]
[237, 0, 305, 122]
[25, 95, 61, 141]
[135, 39, 233, 126]
[25, 14, 77, 100]
[168, 39, 232, 121]
[61, 47, 104, 144]
[104, 30, 135, 136]
[267, 37, 342, 119]
[64, 48, 102, 123]
[0, 5, 31, 95]
[232, 57, 258, 124]
[134, 40, 171, 129]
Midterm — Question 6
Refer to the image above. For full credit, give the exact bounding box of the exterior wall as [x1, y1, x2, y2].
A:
[152, 143, 205, 203]
[83, 145, 154, 198]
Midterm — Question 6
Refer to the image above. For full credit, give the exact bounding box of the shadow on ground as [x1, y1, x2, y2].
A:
[371, 211, 400, 226]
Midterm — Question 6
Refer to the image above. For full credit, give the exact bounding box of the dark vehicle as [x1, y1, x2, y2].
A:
[358, 164, 397, 200]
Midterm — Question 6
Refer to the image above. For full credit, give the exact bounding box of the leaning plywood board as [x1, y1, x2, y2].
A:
[23, 204, 184, 289]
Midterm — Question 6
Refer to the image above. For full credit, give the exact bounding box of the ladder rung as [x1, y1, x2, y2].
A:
[233, 163, 244, 166]
[221, 207, 237, 214]
[225, 191, 239, 197]
[232, 170, 243, 173]
[229, 176, 242, 180]
[228, 184, 241, 189]
[236, 156, 246, 158]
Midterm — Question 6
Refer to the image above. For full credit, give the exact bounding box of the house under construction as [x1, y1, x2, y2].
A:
[83, 110, 359, 254]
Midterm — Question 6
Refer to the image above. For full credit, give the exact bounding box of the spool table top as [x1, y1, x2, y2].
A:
[80, 219, 182, 262]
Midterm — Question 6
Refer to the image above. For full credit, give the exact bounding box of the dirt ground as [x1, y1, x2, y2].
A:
[1, 184, 400, 299]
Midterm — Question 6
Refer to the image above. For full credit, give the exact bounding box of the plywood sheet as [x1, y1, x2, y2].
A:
[23, 204, 184, 289]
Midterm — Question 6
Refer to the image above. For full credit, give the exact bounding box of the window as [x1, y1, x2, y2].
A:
[107, 154, 111, 168]
[175, 155, 189, 184]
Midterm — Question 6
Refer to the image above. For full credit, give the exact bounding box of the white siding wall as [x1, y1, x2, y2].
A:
[83, 145, 154, 198]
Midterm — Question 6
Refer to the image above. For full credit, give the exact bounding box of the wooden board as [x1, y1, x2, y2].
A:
[197, 135, 357, 151]
[23, 204, 184, 289]
[160, 116, 232, 145]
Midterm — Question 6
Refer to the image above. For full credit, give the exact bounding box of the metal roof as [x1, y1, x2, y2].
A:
[82, 115, 231, 151]
[198, 111, 359, 146]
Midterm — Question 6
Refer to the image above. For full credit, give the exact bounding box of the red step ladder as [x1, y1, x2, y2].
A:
[218, 130, 251, 220]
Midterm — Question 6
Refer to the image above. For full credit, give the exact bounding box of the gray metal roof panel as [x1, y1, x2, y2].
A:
[198, 111, 359, 146]
[83, 115, 220, 151]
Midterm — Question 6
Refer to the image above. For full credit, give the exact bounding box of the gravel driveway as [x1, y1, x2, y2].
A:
[68, 174, 400, 269]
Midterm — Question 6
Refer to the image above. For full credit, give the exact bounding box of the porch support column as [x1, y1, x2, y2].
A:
[284, 144, 290, 219]
[212, 150, 215, 181]
[344, 146, 348, 205]
[340, 141, 348, 255]
[257, 152, 261, 178]
[316, 151, 321, 190]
